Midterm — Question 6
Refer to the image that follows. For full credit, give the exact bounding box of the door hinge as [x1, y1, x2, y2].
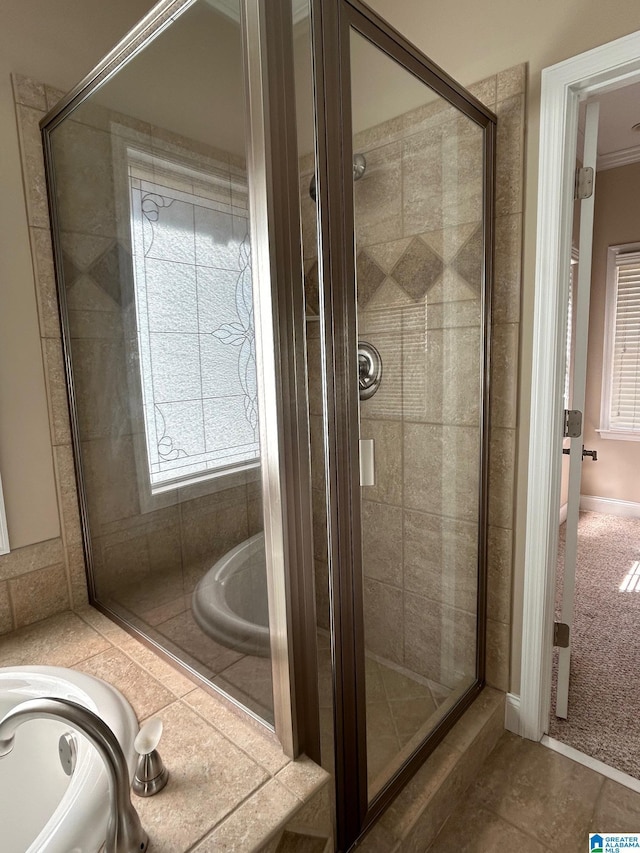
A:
[554, 622, 570, 648]
[563, 409, 582, 438]
[575, 166, 594, 200]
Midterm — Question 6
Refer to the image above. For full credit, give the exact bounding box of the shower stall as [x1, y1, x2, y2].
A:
[41, 0, 495, 848]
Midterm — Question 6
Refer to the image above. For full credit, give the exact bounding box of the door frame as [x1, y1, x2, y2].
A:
[519, 28, 640, 741]
[311, 0, 495, 848]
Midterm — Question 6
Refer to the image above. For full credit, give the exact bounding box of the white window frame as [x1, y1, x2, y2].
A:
[598, 241, 640, 442]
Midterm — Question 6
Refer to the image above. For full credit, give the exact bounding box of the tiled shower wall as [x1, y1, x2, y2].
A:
[303, 65, 525, 693]
[1, 76, 260, 640]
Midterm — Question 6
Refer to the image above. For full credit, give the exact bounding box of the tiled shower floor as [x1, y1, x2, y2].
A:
[106, 578, 454, 790]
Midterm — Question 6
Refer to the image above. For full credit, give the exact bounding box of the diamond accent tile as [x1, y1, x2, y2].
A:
[356, 250, 386, 307]
[450, 224, 483, 294]
[365, 237, 412, 273]
[88, 242, 134, 307]
[365, 277, 413, 309]
[421, 223, 477, 263]
[391, 236, 444, 301]
[61, 250, 81, 290]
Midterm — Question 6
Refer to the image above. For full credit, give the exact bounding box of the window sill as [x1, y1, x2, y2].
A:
[596, 429, 640, 442]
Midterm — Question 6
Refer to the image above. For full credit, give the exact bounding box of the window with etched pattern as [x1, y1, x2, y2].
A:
[128, 153, 259, 490]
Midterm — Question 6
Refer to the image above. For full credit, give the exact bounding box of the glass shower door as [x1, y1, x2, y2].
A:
[313, 1, 494, 845]
[350, 27, 487, 798]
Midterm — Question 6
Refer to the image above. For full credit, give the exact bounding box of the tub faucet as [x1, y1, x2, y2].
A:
[0, 696, 148, 853]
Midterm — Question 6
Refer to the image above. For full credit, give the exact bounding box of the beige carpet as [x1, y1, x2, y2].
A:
[549, 511, 640, 778]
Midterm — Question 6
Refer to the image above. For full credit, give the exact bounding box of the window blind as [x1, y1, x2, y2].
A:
[609, 251, 640, 431]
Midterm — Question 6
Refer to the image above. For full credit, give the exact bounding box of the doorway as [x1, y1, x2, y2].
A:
[520, 27, 640, 781]
[549, 89, 640, 772]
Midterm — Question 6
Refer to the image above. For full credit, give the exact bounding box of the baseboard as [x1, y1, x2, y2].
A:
[504, 692, 521, 735]
[559, 502, 568, 524]
[542, 736, 640, 794]
[579, 495, 640, 518]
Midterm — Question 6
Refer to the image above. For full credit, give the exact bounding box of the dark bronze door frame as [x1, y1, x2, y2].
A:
[310, 1, 496, 849]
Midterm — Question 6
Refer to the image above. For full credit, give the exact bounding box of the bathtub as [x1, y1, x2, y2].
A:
[192, 532, 270, 657]
[0, 665, 138, 853]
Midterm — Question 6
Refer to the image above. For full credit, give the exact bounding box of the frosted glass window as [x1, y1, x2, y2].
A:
[128, 156, 259, 490]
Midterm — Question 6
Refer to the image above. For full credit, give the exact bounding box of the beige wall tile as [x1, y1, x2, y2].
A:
[491, 323, 519, 429]
[404, 510, 477, 612]
[29, 227, 62, 338]
[42, 337, 71, 445]
[402, 126, 443, 235]
[467, 75, 497, 110]
[486, 618, 510, 691]
[362, 501, 403, 586]
[179, 488, 249, 592]
[15, 103, 49, 228]
[404, 422, 443, 513]
[52, 120, 117, 237]
[404, 590, 476, 687]
[53, 444, 83, 547]
[0, 582, 13, 634]
[487, 525, 513, 626]
[12, 73, 47, 110]
[404, 423, 480, 522]
[403, 325, 481, 426]
[363, 578, 404, 665]
[493, 214, 522, 325]
[355, 140, 402, 247]
[9, 562, 70, 628]
[495, 94, 525, 217]
[0, 537, 64, 581]
[360, 418, 403, 506]
[72, 338, 130, 442]
[488, 427, 516, 529]
[496, 64, 527, 101]
[65, 541, 89, 609]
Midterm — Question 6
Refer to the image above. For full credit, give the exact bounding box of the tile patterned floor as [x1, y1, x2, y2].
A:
[427, 732, 640, 853]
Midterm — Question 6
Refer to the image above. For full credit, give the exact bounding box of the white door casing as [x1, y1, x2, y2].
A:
[556, 100, 599, 719]
[519, 29, 640, 742]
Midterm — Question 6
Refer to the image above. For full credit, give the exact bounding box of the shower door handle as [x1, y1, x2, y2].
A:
[359, 439, 375, 486]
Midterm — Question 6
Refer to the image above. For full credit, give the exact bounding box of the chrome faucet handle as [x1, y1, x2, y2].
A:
[133, 718, 169, 797]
